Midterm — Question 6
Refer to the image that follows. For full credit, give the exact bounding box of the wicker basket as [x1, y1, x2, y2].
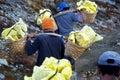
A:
[81, 11, 97, 24]
[7, 37, 27, 55]
[65, 41, 88, 60]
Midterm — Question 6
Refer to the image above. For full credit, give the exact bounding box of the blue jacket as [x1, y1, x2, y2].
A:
[55, 11, 81, 37]
[25, 32, 65, 66]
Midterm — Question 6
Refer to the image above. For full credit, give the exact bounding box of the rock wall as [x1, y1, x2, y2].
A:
[0, 0, 38, 34]
[24, 0, 78, 14]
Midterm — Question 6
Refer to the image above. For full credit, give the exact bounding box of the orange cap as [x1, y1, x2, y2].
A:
[42, 18, 57, 31]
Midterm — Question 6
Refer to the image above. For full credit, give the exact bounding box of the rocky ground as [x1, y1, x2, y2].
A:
[0, 0, 120, 80]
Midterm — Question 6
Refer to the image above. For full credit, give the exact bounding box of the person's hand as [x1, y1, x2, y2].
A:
[27, 33, 36, 40]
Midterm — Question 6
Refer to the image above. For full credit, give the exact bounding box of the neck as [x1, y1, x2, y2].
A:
[99, 74, 118, 80]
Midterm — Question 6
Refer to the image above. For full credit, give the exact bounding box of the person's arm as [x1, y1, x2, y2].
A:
[72, 11, 83, 23]
[25, 36, 40, 56]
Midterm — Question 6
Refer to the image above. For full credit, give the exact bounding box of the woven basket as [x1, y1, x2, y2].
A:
[65, 41, 88, 60]
[81, 11, 97, 24]
[7, 37, 27, 55]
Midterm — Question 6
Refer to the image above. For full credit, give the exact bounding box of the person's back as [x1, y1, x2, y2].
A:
[97, 51, 120, 80]
[55, 12, 79, 37]
[54, 2, 82, 37]
[25, 18, 65, 66]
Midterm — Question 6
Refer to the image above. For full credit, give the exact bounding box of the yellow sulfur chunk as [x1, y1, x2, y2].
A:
[77, 6, 95, 13]
[68, 31, 76, 43]
[5, 35, 18, 41]
[32, 66, 55, 80]
[24, 76, 32, 80]
[42, 57, 58, 71]
[37, 9, 52, 25]
[1, 18, 28, 42]
[61, 67, 72, 80]
[76, 0, 98, 13]
[76, 0, 84, 7]
[24, 57, 72, 80]
[92, 2, 98, 9]
[80, 25, 103, 44]
[75, 32, 90, 47]
[13, 18, 28, 38]
[83, 1, 97, 12]
[1, 28, 19, 41]
[58, 59, 72, 73]
[37, 17, 42, 25]
[42, 73, 66, 80]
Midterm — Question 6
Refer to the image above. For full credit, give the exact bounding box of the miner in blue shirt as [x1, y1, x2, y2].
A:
[54, 2, 83, 37]
[25, 18, 65, 66]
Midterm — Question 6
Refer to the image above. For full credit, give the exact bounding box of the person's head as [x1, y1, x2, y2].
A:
[59, 2, 70, 12]
[98, 51, 120, 77]
[41, 17, 57, 31]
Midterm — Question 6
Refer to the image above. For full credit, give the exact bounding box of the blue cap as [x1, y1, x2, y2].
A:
[98, 51, 120, 66]
[59, 2, 70, 12]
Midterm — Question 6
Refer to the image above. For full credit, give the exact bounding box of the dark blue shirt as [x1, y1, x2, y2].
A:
[25, 33, 65, 66]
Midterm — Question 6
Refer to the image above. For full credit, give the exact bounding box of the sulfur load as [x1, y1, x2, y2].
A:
[68, 25, 103, 47]
[36, 8, 52, 25]
[1, 18, 28, 42]
[76, 0, 98, 13]
[24, 57, 72, 80]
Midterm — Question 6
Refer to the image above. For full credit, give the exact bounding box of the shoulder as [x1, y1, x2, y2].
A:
[54, 10, 75, 17]
[36, 34, 47, 39]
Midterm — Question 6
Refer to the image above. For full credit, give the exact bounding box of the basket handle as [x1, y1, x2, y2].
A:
[6, 24, 17, 36]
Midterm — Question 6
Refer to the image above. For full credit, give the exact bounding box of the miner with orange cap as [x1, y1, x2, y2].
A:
[25, 18, 65, 66]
